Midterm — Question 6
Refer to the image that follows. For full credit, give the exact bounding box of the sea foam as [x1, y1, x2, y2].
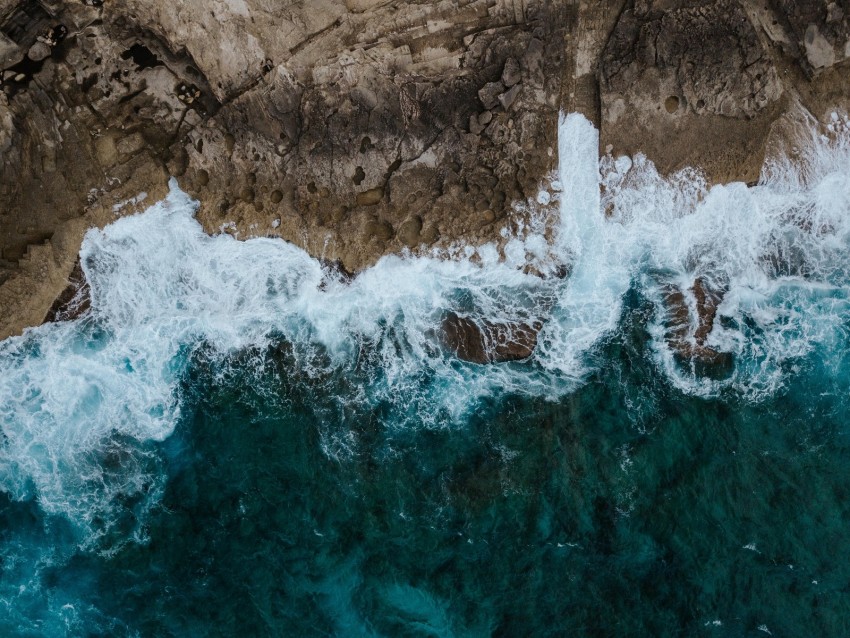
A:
[0, 111, 849, 544]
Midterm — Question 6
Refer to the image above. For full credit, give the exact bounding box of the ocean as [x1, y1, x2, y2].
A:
[1, 112, 850, 636]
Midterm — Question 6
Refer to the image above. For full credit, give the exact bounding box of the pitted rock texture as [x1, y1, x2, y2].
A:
[600, 0, 787, 183]
[178, 1, 568, 271]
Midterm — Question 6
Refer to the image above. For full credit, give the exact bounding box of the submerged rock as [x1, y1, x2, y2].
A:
[662, 277, 733, 376]
[440, 312, 541, 364]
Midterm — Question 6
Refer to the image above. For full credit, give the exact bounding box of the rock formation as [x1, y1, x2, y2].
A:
[440, 311, 542, 363]
[662, 277, 734, 375]
[0, 0, 848, 340]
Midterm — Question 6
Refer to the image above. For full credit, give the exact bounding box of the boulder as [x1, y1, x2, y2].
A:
[440, 312, 541, 364]
[661, 277, 732, 376]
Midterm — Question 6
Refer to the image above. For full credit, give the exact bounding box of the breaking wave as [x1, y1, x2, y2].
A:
[0, 109, 849, 610]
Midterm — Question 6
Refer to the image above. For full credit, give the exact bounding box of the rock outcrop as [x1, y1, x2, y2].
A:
[662, 277, 733, 375]
[0, 0, 848, 340]
[43, 256, 89, 323]
[440, 311, 542, 364]
[596, 0, 850, 183]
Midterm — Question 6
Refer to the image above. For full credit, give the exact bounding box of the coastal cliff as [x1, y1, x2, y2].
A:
[0, 0, 848, 340]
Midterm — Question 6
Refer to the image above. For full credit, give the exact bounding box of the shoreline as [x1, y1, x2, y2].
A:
[1, 0, 849, 341]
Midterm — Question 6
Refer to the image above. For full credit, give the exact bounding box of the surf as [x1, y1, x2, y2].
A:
[0, 109, 848, 553]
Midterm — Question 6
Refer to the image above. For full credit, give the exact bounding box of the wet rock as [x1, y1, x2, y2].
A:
[6, 0, 566, 290]
[318, 258, 355, 290]
[44, 259, 91, 323]
[440, 312, 542, 364]
[600, 0, 784, 183]
[661, 277, 732, 376]
[691, 276, 723, 345]
[523, 262, 572, 279]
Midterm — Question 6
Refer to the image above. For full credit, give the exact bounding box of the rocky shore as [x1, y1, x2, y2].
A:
[0, 0, 849, 342]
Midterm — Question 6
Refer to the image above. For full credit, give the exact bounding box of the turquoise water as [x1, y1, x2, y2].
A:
[2, 113, 850, 635]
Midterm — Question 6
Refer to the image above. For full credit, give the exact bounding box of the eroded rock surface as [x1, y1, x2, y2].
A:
[662, 277, 733, 376]
[0, 0, 848, 340]
[600, 0, 785, 183]
[43, 256, 89, 323]
[0, 0, 571, 338]
[769, 0, 850, 75]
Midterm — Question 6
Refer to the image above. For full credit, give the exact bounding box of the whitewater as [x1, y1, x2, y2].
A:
[1, 110, 850, 634]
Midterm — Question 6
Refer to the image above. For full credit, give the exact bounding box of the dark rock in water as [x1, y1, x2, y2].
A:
[44, 259, 91, 323]
[318, 258, 355, 290]
[522, 262, 572, 280]
[661, 285, 691, 342]
[440, 312, 541, 364]
[662, 277, 733, 376]
[691, 277, 724, 345]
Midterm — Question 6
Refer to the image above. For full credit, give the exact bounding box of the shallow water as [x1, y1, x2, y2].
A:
[2, 112, 850, 636]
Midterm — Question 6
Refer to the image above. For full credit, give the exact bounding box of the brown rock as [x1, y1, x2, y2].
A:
[397, 216, 422, 248]
[420, 225, 440, 246]
[600, 0, 784, 184]
[44, 259, 91, 323]
[364, 219, 394, 241]
[356, 187, 384, 207]
[661, 278, 732, 376]
[440, 312, 541, 364]
[691, 277, 723, 345]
